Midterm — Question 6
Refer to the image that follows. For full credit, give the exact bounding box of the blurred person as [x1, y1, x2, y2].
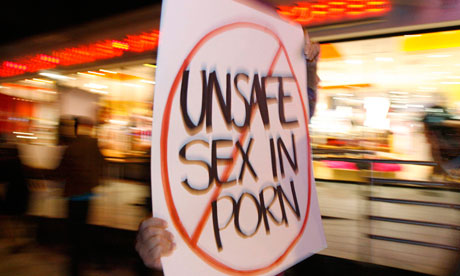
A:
[0, 132, 30, 252]
[58, 115, 78, 146]
[57, 116, 104, 276]
[135, 32, 321, 274]
[422, 105, 460, 180]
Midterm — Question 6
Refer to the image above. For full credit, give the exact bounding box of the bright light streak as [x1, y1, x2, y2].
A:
[123, 83, 144, 88]
[84, 83, 108, 89]
[38, 89, 57, 94]
[389, 91, 408, 94]
[77, 72, 96, 77]
[408, 104, 424, 108]
[90, 89, 109, 94]
[109, 119, 129, 125]
[140, 80, 156, 84]
[391, 104, 408, 109]
[441, 81, 460, 84]
[17, 135, 38, 139]
[39, 72, 75, 80]
[345, 59, 363, 64]
[99, 69, 118, 74]
[427, 54, 451, 58]
[88, 71, 105, 76]
[143, 64, 157, 68]
[13, 131, 33, 135]
[27, 78, 54, 84]
[333, 97, 363, 103]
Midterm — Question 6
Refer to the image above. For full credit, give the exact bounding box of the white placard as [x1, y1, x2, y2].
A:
[151, 0, 326, 275]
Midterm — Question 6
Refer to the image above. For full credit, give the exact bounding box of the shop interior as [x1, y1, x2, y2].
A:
[312, 29, 460, 182]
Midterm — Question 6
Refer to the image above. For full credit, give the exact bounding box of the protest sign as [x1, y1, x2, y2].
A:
[151, 0, 326, 275]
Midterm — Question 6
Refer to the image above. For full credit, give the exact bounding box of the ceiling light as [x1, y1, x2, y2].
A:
[32, 78, 54, 84]
[17, 135, 38, 139]
[77, 72, 96, 77]
[39, 72, 75, 80]
[123, 83, 144, 88]
[13, 131, 33, 136]
[90, 89, 109, 94]
[143, 64, 157, 68]
[84, 83, 108, 89]
[99, 69, 118, 74]
[140, 80, 156, 84]
[427, 54, 451, 58]
[88, 71, 105, 76]
[38, 89, 57, 94]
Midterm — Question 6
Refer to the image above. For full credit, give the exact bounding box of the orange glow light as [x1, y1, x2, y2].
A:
[277, 0, 391, 25]
[0, 29, 160, 78]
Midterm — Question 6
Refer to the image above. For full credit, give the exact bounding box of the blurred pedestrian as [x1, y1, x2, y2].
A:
[58, 116, 104, 276]
[422, 106, 460, 180]
[0, 133, 30, 252]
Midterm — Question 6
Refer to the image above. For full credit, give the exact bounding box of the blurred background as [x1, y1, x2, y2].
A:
[0, 0, 460, 275]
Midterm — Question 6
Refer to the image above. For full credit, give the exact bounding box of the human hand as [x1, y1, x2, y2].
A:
[304, 31, 320, 63]
[135, 217, 176, 270]
[304, 30, 321, 93]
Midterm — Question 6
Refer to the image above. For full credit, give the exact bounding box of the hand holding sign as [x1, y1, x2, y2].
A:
[136, 217, 176, 270]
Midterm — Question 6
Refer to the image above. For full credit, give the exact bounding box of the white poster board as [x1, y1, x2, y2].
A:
[151, 0, 326, 275]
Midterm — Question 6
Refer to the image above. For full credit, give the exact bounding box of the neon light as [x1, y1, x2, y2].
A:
[0, 29, 160, 78]
[277, 0, 391, 25]
[112, 40, 129, 50]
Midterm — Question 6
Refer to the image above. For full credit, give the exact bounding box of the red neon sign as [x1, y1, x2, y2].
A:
[0, 1, 390, 79]
[0, 29, 159, 78]
[277, 0, 391, 26]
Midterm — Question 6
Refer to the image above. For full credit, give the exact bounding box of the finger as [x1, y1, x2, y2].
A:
[149, 240, 166, 261]
[139, 217, 168, 233]
[137, 227, 175, 255]
[164, 240, 176, 256]
[141, 247, 162, 270]
[142, 229, 168, 254]
[140, 226, 167, 243]
[139, 238, 166, 269]
[164, 230, 174, 243]
[307, 44, 320, 63]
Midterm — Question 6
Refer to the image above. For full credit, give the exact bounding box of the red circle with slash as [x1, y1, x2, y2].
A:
[160, 22, 312, 275]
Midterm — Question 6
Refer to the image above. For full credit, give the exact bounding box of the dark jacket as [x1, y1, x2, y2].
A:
[0, 144, 28, 215]
[59, 135, 104, 197]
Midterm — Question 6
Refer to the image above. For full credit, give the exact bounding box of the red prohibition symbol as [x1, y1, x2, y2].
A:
[160, 22, 312, 275]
